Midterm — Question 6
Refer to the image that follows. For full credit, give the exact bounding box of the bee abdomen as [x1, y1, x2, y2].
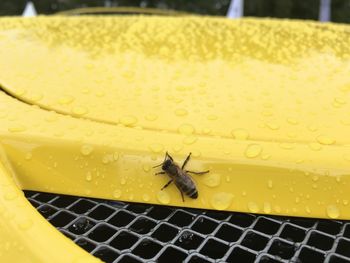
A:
[179, 184, 198, 199]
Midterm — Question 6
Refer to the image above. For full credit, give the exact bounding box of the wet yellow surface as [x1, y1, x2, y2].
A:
[0, 16, 350, 223]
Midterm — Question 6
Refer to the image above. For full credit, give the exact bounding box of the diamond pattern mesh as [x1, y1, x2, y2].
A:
[24, 191, 350, 263]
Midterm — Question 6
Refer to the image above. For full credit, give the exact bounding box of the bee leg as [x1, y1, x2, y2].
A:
[161, 179, 173, 190]
[186, 170, 210, 175]
[166, 152, 174, 161]
[155, 172, 165, 175]
[181, 152, 192, 169]
[180, 191, 184, 202]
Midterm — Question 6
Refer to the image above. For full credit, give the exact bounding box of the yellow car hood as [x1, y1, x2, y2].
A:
[1, 16, 350, 223]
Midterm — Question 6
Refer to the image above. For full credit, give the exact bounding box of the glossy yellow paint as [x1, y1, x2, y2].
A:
[0, 15, 350, 234]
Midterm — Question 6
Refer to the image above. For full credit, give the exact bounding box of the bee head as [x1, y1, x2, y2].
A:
[162, 159, 172, 170]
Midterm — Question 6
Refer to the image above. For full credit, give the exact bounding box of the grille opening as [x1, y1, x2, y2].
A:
[175, 230, 204, 250]
[127, 203, 149, 214]
[88, 224, 116, 242]
[329, 255, 350, 263]
[157, 246, 187, 262]
[35, 192, 56, 202]
[317, 220, 342, 235]
[88, 205, 114, 220]
[152, 223, 179, 242]
[129, 217, 156, 234]
[110, 231, 138, 250]
[307, 231, 334, 250]
[241, 231, 268, 251]
[229, 213, 255, 227]
[200, 238, 229, 259]
[118, 255, 142, 263]
[132, 239, 162, 259]
[147, 206, 173, 220]
[226, 246, 256, 262]
[68, 217, 95, 235]
[298, 247, 325, 262]
[344, 224, 350, 239]
[108, 211, 135, 227]
[70, 199, 95, 214]
[49, 211, 76, 227]
[168, 210, 194, 227]
[28, 199, 40, 208]
[268, 239, 296, 260]
[280, 224, 306, 243]
[288, 218, 316, 228]
[51, 196, 77, 208]
[253, 217, 280, 235]
[93, 246, 119, 263]
[75, 238, 96, 252]
[187, 254, 211, 263]
[259, 255, 283, 263]
[191, 217, 218, 234]
[216, 223, 242, 242]
[336, 239, 350, 257]
[38, 205, 58, 217]
[205, 210, 230, 220]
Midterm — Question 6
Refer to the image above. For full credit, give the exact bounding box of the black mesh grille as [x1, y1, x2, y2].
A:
[24, 191, 350, 263]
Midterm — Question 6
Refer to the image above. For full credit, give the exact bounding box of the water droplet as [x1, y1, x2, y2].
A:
[113, 189, 122, 198]
[120, 115, 137, 126]
[231, 129, 249, 140]
[102, 154, 112, 164]
[210, 192, 233, 210]
[305, 206, 311, 214]
[178, 124, 195, 135]
[183, 135, 197, 145]
[312, 183, 318, 189]
[192, 150, 201, 157]
[326, 205, 340, 219]
[85, 172, 92, 182]
[263, 202, 271, 213]
[71, 106, 88, 116]
[120, 178, 126, 185]
[8, 124, 26, 133]
[113, 152, 119, 161]
[335, 176, 341, 183]
[18, 219, 33, 230]
[312, 175, 319, 182]
[245, 144, 262, 158]
[145, 113, 158, 121]
[203, 173, 221, 188]
[175, 108, 188, 116]
[4, 190, 18, 201]
[248, 202, 259, 213]
[142, 194, 150, 201]
[207, 114, 218, 120]
[226, 175, 231, 182]
[343, 200, 348, 206]
[58, 95, 74, 105]
[267, 180, 273, 189]
[25, 153, 32, 161]
[287, 118, 298, 125]
[295, 197, 300, 204]
[274, 205, 281, 213]
[81, 145, 93, 156]
[279, 143, 294, 150]
[95, 91, 105, 97]
[149, 143, 163, 153]
[202, 128, 211, 134]
[309, 143, 322, 151]
[173, 144, 183, 152]
[317, 135, 335, 145]
[157, 191, 170, 204]
[142, 164, 151, 172]
[261, 154, 271, 160]
[266, 122, 280, 130]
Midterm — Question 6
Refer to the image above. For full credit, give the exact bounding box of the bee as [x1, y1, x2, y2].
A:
[153, 152, 209, 202]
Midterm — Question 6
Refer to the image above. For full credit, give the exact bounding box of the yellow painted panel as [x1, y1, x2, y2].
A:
[0, 16, 349, 229]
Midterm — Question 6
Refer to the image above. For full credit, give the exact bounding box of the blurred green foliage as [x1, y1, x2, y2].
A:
[0, 0, 349, 23]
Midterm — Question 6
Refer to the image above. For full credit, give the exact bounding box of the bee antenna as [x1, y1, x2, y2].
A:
[152, 163, 163, 168]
